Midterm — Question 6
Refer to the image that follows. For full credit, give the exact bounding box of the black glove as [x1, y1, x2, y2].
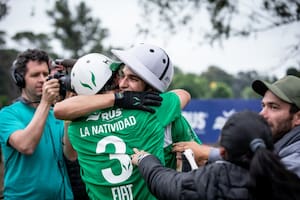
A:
[114, 91, 163, 113]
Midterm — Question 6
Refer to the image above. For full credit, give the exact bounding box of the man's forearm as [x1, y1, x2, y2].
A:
[9, 101, 51, 155]
[54, 93, 115, 120]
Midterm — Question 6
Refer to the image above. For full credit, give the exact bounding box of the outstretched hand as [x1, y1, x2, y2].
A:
[114, 91, 163, 113]
[131, 148, 150, 166]
[173, 142, 213, 166]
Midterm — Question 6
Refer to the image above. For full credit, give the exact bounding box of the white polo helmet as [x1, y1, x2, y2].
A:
[111, 43, 174, 92]
[71, 53, 113, 95]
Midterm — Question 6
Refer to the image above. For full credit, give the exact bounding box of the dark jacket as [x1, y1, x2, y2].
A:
[274, 125, 300, 177]
[138, 155, 250, 200]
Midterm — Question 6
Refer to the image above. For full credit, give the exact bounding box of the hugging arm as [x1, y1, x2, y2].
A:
[54, 91, 163, 120]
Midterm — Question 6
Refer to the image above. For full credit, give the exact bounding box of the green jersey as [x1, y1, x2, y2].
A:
[164, 115, 202, 169]
[68, 92, 181, 200]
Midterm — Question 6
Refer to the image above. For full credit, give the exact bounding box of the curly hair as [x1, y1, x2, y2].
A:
[11, 49, 50, 88]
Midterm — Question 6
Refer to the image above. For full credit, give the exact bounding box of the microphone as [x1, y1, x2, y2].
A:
[55, 59, 77, 68]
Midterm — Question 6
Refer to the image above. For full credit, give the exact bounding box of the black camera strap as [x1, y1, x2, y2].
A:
[15, 96, 40, 105]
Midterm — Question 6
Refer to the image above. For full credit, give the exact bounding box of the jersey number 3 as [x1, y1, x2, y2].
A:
[96, 135, 133, 184]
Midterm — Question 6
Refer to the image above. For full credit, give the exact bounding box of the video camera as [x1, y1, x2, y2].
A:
[48, 58, 77, 99]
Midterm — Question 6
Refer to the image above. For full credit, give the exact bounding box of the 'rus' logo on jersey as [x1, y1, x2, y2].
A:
[87, 108, 122, 121]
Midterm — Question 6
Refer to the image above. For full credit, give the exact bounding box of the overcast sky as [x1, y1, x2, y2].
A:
[1, 0, 299, 78]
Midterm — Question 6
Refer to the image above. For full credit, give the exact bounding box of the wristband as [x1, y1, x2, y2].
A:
[137, 153, 150, 165]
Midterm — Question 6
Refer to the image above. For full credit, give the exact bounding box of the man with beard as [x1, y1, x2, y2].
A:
[173, 75, 300, 177]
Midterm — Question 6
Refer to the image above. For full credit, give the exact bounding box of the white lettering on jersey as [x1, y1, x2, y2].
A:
[80, 127, 90, 137]
[79, 116, 137, 137]
[96, 136, 132, 183]
[111, 184, 133, 200]
[86, 109, 123, 121]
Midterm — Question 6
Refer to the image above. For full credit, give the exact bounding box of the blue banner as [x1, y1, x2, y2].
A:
[182, 99, 261, 144]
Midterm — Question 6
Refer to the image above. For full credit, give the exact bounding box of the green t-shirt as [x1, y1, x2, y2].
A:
[164, 115, 202, 169]
[68, 92, 181, 200]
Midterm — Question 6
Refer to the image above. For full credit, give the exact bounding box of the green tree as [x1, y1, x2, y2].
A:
[0, 49, 20, 104]
[138, 0, 299, 42]
[200, 65, 234, 86]
[47, 0, 110, 58]
[0, 0, 112, 102]
[0, 1, 9, 47]
[232, 71, 259, 98]
[209, 82, 233, 98]
[169, 67, 210, 98]
[0, 31, 6, 48]
[241, 86, 260, 99]
[138, 0, 300, 66]
[0, 1, 8, 21]
[286, 67, 300, 77]
[12, 32, 54, 54]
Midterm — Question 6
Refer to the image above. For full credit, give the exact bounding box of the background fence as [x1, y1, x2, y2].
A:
[183, 99, 261, 144]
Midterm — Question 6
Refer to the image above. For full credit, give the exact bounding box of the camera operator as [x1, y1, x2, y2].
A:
[0, 49, 73, 199]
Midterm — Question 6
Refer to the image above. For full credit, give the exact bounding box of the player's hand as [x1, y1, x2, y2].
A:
[114, 91, 163, 113]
